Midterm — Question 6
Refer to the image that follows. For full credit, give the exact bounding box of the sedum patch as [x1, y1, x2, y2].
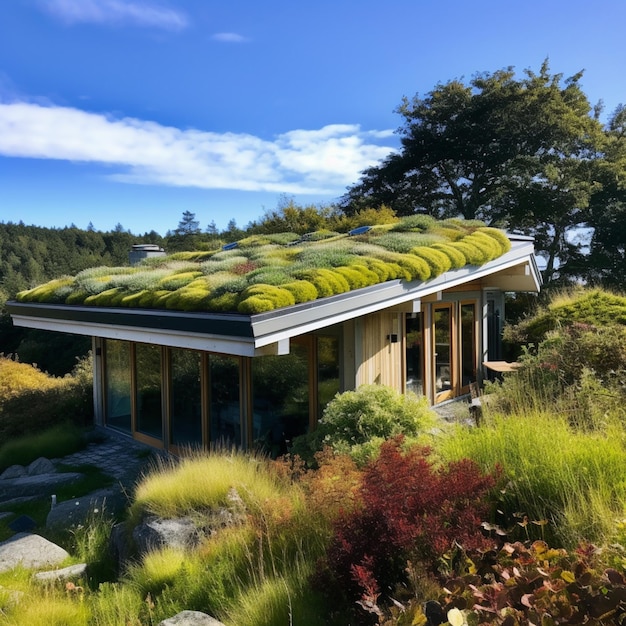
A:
[17, 218, 511, 315]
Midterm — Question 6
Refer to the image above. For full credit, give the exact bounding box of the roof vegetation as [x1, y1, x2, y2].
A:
[17, 218, 511, 314]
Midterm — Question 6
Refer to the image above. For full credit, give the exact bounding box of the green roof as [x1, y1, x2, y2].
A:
[16, 217, 511, 315]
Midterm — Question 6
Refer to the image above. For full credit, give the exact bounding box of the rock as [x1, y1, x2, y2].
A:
[8, 515, 36, 533]
[33, 563, 88, 583]
[27, 457, 56, 476]
[132, 516, 203, 556]
[0, 496, 38, 509]
[46, 488, 125, 530]
[0, 465, 26, 480]
[109, 522, 129, 571]
[0, 533, 70, 573]
[158, 610, 226, 626]
[0, 472, 83, 500]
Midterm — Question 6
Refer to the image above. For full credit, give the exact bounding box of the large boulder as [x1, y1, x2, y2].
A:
[27, 457, 56, 476]
[0, 472, 83, 501]
[132, 517, 203, 555]
[158, 611, 226, 626]
[46, 488, 127, 530]
[0, 465, 27, 480]
[33, 563, 88, 583]
[0, 533, 69, 573]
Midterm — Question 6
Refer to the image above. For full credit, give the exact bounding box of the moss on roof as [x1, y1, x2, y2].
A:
[17, 218, 511, 315]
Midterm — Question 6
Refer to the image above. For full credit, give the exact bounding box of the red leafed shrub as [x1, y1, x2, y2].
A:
[317, 436, 500, 605]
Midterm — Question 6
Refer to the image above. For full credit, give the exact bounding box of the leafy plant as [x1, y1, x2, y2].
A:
[290, 384, 436, 465]
[317, 438, 499, 611]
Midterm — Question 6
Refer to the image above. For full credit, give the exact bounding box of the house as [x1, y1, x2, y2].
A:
[7, 218, 541, 455]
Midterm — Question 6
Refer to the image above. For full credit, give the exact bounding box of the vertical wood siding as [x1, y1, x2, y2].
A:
[356, 312, 403, 391]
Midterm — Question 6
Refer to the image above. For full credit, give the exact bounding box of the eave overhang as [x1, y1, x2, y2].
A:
[7, 239, 541, 357]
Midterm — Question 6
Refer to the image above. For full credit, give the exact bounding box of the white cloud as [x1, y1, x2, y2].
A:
[0, 101, 397, 195]
[211, 32, 248, 43]
[40, 0, 188, 31]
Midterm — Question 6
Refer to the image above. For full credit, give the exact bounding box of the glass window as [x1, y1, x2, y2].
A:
[209, 354, 241, 448]
[461, 303, 477, 388]
[434, 306, 452, 394]
[317, 335, 340, 418]
[252, 344, 309, 457]
[104, 339, 132, 433]
[405, 313, 424, 396]
[135, 343, 163, 440]
[170, 349, 203, 447]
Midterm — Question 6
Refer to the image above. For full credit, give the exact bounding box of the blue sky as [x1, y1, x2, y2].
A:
[0, 0, 625, 236]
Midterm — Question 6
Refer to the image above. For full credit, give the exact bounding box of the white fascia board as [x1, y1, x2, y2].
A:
[10, 313, 259, 357]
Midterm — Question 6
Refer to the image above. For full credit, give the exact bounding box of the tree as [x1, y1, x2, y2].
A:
[341, 61, 609, 284]
[175, 211, 201, 236]
[584, 105, 626, 288]
[206, 220, 219, 237]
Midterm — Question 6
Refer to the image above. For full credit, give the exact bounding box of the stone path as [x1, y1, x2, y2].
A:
[54, 427, 157, 483]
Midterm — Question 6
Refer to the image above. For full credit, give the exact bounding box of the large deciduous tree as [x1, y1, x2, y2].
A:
[341, 61, 619, 284]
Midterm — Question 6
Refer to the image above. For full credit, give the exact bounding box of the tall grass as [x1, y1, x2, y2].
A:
[130, 448, 298, 522]
[437, 412, 626, 547]
[119, 449, 335, 625]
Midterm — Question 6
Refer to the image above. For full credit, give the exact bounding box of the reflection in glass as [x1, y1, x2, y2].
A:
[170, 349, 202, 447]
[405, 314, 424, 396]
[104, 339, 132, 433]
[434, 307, 452, 394]
[209, 354, 241, 448]
[252, 344, 309, 457]
[136, 344, 163, 440]
[461, 303, 477, 387]
[317, 335, 340, 417]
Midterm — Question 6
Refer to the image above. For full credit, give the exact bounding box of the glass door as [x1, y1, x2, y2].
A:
[135, 343, 164, 445]
[460, 302, 478, 394]
[433, 304, 454, 402]
[405, 313, 424, 396]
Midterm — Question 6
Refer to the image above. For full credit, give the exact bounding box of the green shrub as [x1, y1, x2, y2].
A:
[65, 288, 89, 304]
[291, 385, 436, 465]
[410, 246, 452, 275]
[390, 214, 436, 232]
[0, 357, 93, 441]
[351, 257, 391, 282]
[281, 280, 318, 303]
[246, 267, 291, 286]
[293, 268, 350, 297]
[431, 242, 467, 269]
[477, 226, 512, 254]
[16, 277, 74, 303]
[206, 292, 241, 311]
[334, 265, 378, 290]
[505, 288, 626, 345]
[463, 232, 503, 261]
[157, 271, 203, 291]
[373, 232, 441, 253]
[165, 287, 212, 311]
[84, 288, 126, 306]
[394, 254, 431, 281]
[237, 284, 296, 314]
[449, 240, 488, 265]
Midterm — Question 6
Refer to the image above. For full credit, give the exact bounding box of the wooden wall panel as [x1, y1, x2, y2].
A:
[356, 312, 403, 391]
